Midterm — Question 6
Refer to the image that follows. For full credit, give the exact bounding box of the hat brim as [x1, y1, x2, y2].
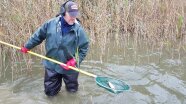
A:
[68, 11, 79, 17]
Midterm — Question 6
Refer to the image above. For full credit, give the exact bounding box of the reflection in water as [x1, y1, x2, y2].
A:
[0, 41, 186, 104]
[146, 84, 181, 104]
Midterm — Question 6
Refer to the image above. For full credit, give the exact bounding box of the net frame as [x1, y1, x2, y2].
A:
[95, 76, 130, 94]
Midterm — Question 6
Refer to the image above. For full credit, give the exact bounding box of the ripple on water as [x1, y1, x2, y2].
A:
[146, 84, 181, 104]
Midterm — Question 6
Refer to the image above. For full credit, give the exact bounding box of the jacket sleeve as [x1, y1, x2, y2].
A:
[77, 28, 89, 64]
[24, 22, 47, 49]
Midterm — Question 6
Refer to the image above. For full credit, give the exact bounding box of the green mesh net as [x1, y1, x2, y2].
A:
[95, 76, 130, 94]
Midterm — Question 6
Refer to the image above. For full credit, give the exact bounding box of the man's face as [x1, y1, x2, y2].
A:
[64, 12, 77, 25]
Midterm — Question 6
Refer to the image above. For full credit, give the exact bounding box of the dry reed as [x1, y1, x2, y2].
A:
[0, 0, 186, 72]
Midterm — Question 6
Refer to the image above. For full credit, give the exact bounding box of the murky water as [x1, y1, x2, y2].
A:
[0, 41, 186, 104]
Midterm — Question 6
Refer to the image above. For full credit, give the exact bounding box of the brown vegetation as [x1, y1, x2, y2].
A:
[0, 0, 186, 72]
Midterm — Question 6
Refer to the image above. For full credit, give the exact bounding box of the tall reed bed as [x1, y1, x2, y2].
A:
[78, 0, 186, 62]
[0, 0, 62, 80]
[0, 0, 186, 70]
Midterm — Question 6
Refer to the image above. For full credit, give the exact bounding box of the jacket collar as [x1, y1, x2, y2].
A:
[56, 15, 80, 32]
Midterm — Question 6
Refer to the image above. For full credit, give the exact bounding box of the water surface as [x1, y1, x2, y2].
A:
[0, 41, 186, 104]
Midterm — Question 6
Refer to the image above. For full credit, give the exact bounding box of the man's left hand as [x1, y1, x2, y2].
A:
[60, 58, 76, 70]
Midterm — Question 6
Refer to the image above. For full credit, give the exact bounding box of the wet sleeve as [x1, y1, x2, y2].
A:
[78, 28, 89, 64]
[24, 22, 47, 49]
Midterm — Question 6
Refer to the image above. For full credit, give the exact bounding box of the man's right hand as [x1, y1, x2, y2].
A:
[20, 47, 29, 53]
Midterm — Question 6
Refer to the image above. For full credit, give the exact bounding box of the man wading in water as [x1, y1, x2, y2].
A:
[20, 1, 89, 96]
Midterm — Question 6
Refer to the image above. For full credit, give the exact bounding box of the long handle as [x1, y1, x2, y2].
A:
[0, 40, 97, 78]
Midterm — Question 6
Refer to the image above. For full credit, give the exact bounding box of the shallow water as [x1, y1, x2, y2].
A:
[0, 41, 186, 104]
